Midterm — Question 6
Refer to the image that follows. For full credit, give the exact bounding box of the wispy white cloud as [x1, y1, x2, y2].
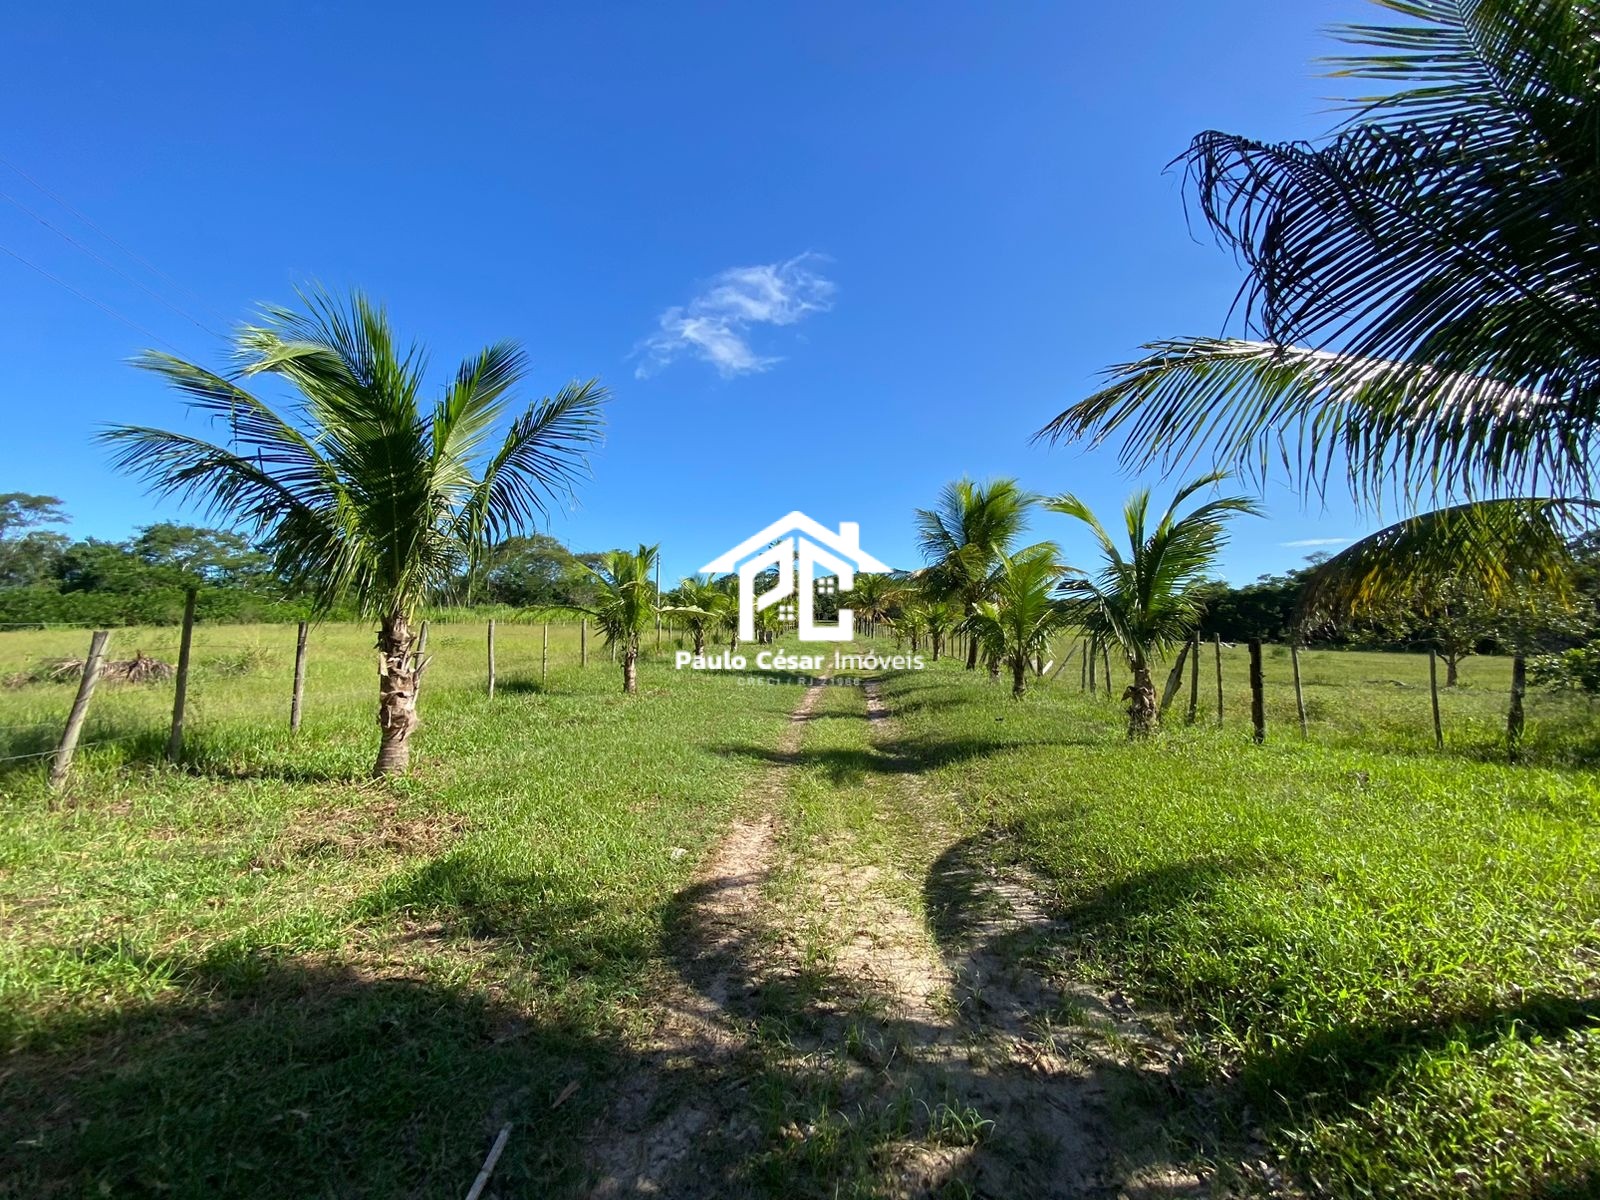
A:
[1280, 537, 1350, 548]
[636, 253, 835, 379]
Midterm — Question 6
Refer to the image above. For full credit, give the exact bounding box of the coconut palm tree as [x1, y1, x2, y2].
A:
[967, 545, 1074, 698]
[1036, 0, 1593, 610]
[916, 478, 1034, 668]
[919, 593, 960, 661]
[670, 576, 731, 655]
[100, 288, 605, 776]
[845, 572, 903, 637]
[569, 545, 659, 694]
[890, 598, 929, 652]
[1050, 474, 1259, 736]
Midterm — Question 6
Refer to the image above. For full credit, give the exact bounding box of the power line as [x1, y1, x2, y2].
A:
[0, 240, 184, 354]
[0, 186, 224, 341]
[0, 154, 235, 328]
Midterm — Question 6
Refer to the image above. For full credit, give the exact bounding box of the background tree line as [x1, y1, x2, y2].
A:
[0, 493, 617, 627]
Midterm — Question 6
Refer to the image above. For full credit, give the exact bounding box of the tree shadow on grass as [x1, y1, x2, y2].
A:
[606, 834, 1212, 1199]
[496, 675, 552, 696]
[924, 838, 1600, 1195]
[355, 849, 659, 978]
[0, 950, 623, 1200]
[1233, 989, 1600, 1125]
[711, 730, 1102, 787]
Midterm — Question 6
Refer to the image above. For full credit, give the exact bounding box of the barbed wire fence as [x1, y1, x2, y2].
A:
[0, 608, 1581, 789]
[0, 603, 607, 789]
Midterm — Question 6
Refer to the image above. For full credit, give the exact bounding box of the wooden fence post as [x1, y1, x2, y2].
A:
[49, 630, 109, 791]
[542, 622, 549, 683]
[1186, 632, 1200, 724]
[290, 621, 309, 734]
[166, 588, 197, 763]
[414, 621, 430, 695]
[1214, 634, 1224, 725]
[1248, 639, 1265, 744]
[1508, 654, 1527, 761]
[1291, 643, 1308, 737]
[1428, 647, 1444, 750]
[1080, 640, 1087, 691]
[1158, 639, 1192, 716]
[486, 620, 496, 700]
[1088, 639, 1097, 693]
[581, 619, 588, 667]
[1102, 645, 1112, 697]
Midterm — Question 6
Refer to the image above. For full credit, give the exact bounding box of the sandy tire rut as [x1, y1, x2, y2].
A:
[588, 679, 1201, 1198]
[588, 682, 825, 1197]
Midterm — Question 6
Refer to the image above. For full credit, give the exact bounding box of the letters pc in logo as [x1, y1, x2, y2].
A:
[700, 512, 892, 643]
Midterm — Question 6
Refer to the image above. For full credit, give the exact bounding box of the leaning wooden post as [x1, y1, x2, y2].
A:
[486, 620, 497, 700]
[1079, 639, 1088, 691]
[1186, 632, 1201, 724]
[290, 620, 309, 734]
[165, 587, 197, 763]
[1214, 634, 1224, 725]
[1428, 647, 1444, 750]
[1158, 639, 1192, 716]
[1507, 654, 1527, 761]
[1087, 639, 1097, 693]
[49, 630, 109, 791]
[414, 621, 430, 694]
[1102, 644, 1112, 697]
[580, 619, 588, 667]
[1248, 639, 1266, 744]
[1290, 643, 1308, 737]
[542, 622, 549, 683]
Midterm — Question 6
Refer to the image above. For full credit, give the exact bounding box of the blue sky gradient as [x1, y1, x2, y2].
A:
[2, 1, 1376, 584]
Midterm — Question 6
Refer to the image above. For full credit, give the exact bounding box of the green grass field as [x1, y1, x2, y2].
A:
[1, 623, 1597, 1197]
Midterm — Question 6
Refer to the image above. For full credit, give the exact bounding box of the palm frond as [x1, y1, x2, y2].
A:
[1300, 496, 1590, 621]
[1038, 338, 1588, 501]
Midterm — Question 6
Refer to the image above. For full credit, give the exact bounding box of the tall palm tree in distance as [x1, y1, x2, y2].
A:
[916, 477, 1034, 668]
[1037, 0, 1594, 613]
[102, 288, 605, 776]
[1051, 473, 1259, 736]
[967, 545, 1074, 698]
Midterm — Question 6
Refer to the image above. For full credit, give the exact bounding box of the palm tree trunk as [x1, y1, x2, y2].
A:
[966, 635, 979, 670]
[1011, 657, 1027, 698]
[623, 642, 639, 694]
[1127, 660, 1158, 739]
[693, 627, 706, 656]
[374, 612, 420, 776]
[1507, 653, 1526, 760]
[932, 632, 942, 661]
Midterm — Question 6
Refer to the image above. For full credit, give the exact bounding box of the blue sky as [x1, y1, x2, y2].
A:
[2, 0, 1377, 584]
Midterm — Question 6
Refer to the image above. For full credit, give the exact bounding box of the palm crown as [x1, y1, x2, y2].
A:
[915, 477, 1034, 666]
[103, 289, 605, 619]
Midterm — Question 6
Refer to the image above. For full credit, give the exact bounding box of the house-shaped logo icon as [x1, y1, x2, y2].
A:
[699, 511, 892, 643]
